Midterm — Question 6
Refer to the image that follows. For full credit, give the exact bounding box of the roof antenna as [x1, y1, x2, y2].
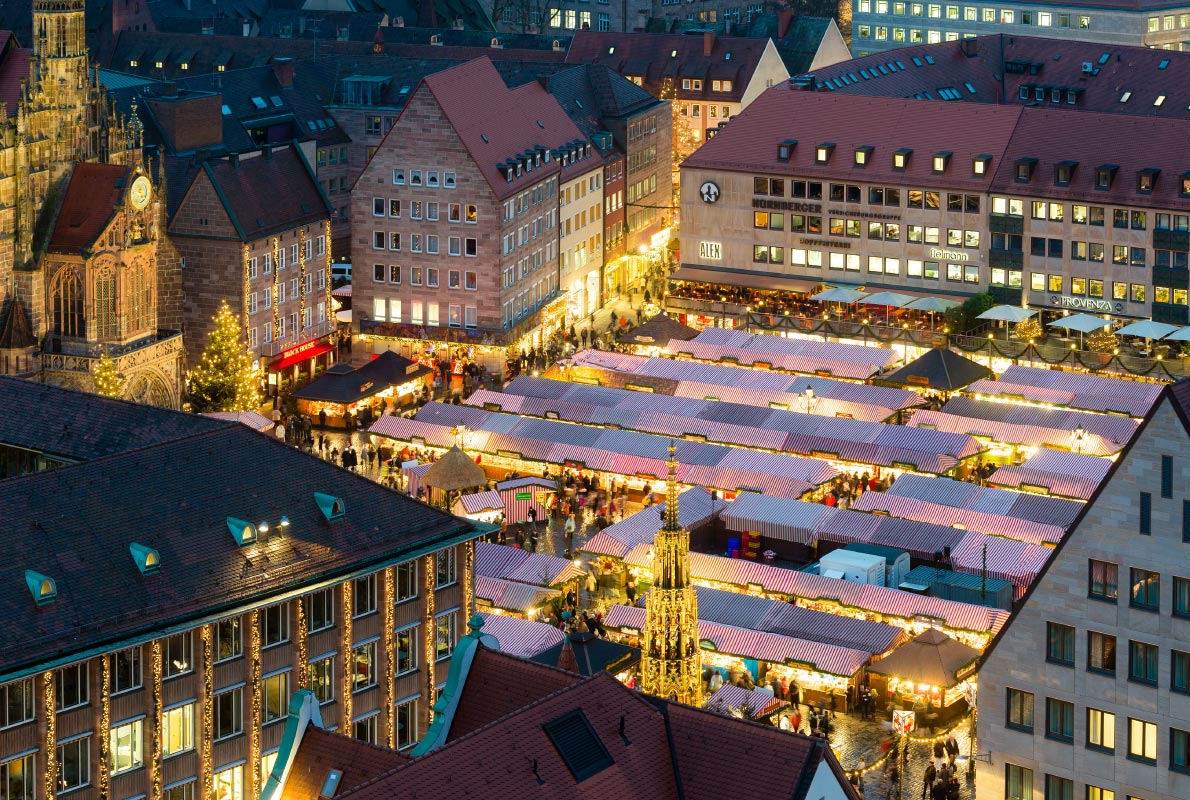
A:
[619, 714, 632, 745]
[532, 759, 545, 785]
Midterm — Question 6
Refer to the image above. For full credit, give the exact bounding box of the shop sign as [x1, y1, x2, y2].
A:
[405, 364, 421, 375]
[753, 198, 822, 213]
[905, 374, 930, 386]
[699, 181, 721, 203]
[928, 247, 970, 262]
[280, 338, 321, 361]
[699, 241, 723, 260]
[1049, 294, 1117, 313]
[801, 237, 849, 249]
[651, 230, 671, 249]
[358, 380, 374, 393]
[514, 491, 532, 501]
[893, 710, 916, 734]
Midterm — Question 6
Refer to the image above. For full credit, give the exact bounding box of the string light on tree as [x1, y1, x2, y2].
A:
[186, 300, 262, 412]
[93, 351, 126, 398]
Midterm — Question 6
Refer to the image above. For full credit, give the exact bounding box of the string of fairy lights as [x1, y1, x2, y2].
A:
[271, 236, 281, 340]
[241, 242, 251, 339]
[43, 671, 55, 800]
[323, 220, 333, 325]
[298, 227, 307, 333]
[423, 555, 436, 720]
[383, 568, 397, 749]
[150, 640, 163, 800]
[464, 542, 475, 616]
[98, 656, 110, 798]
[248, 610, 262, 798]
[201, 625, 214, 799]
[341, 581, 354, 729]
[296, 596, 308, 690]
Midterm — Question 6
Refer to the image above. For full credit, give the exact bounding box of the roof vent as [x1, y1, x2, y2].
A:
[1080, 61, 1094, 73]
[319, 769, 344, 799]
[542, 710, 613, 782]
[314, 492, 347, 523]
[226, 517, 259, 546]
[25, 570, 57, 606]
[129, 543, 161, 575]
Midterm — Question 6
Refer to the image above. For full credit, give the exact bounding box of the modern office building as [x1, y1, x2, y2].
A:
[0, 378, 484, 800]
[851, 0, 1190, 56]
[977, 379, 1190, 800]
[678, 88, 1190, 323]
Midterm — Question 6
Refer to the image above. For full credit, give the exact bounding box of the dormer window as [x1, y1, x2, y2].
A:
[129, 543, 161, 575]
[973, 155, 992, 176]
[815, 143, 835, 164]
[25, 570, 57, 606]
[226, 517, 258, 547]
[314, 492, 347, 523]
[777, 139, 797, 162]
[932, 152, 952, 173]
[1055, 161, 1077, 186]
[854, 146, 874, 166]
[893, 148, 912, 170]
[1181, 173, 1190, 198]
[1014, 158, 1038, 182]
[1095, 164, 1118, 190]
[1137, 168, 1160, 194]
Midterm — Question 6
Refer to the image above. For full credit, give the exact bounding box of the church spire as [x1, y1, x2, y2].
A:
[640, 441, 702, 706]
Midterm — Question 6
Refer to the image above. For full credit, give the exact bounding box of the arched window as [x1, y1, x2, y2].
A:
[129, 265, 153, 333]
[95, 267, 118, 339]
[51, 268, 84, 337]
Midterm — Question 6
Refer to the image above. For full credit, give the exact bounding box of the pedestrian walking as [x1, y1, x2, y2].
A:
[625, 575, 636, 604]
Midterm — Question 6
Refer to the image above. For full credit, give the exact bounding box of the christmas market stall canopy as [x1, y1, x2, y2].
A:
[851, 491, 1067, 547]
[293, 350, 433, 406]
[452, 489, 504, 522]
[884, 474, 1083, 529]
[370, 406, 839, 500]
[201, 410, 275, 432]
[966, 365, 1162, 418]
[583, 487, 719, 559]
[553, 350, 922, 421]
[475, 575, 560, 617]
[475, 541, 586, 588]
[705, 684, 788, 721]
[530, 631, 640, 677]
[616, 312, 699, 349]
[878, 348, 992, 393]
[938, 396, 1138, 452]
[495, 476, 555, 524]
[987, 449, 1113, 501]
[665, 327, 899, 380]
[907, 406, 1126, 457]
[867, 628, 980, 690]
[474, 612, 565, 658]
[473, 378, 980, 474]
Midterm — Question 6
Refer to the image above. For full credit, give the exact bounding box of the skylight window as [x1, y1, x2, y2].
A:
[270, 96, 283, 107]
[965, 82, 976, 94]
[1154, 95, 1165, 106]
[1098, 52, 1111, 65]
[1158, 59, 1169, 69]
[608, 46, 615, 54]
[671, 49, 678, 57]
[912, 57, 923, 66]
[1120, 91, 1131, 103]
[222, 104, 232, 115]
[542, 711, 613, 782]
[924, 55, 935, 64]
[251, 97, 267, 109]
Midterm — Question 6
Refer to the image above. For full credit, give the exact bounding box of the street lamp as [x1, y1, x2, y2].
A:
[1070, 426, 1088, 455]
[800, 386, 819, 415]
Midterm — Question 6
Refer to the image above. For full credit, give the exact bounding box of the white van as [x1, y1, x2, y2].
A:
[331, 263, 352, 283]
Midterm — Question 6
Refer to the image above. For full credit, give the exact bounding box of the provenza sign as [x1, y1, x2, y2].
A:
[1050, 295, 1118, 313]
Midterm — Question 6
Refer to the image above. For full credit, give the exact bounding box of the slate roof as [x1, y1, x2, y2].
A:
[616, 312, 699, 347]
[564, 30, 775, 103]
[47, 163, 132, 254]
[881, 348, 993, 392]
[416, 57, 602, 201]
[544, 64, 662, 132]
[530, 631, 641, 676]
[738, 13, 836, 74]
[279, 727, 404, 800]
[809, 34, 1190, 121]
[293, 350, 433, 404]
[183, 145, 331, 241]
[0, 31, 29, 111]
[0, 377, 228, 462]
[0, 422, 475, 678]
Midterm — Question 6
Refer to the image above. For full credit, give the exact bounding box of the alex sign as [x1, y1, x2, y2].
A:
[699, 241, 723, 260]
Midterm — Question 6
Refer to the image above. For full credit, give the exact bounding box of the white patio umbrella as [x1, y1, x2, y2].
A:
[977, 305, 1038, 323]
[904, 296, 961, 331]
[859, 291, 915, 325]
[1164, 328, 1190, 342]
[1047, 313, 1111, 350]
[1116, 320, 1180, 340]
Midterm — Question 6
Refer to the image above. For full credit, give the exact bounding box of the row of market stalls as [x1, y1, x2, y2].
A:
[293, 350, 434, 427]
[371, 404, 839, 500]
[968, 364, 1162, 418]
[665, 327, 900, 381]
[473, 377, 981, 476]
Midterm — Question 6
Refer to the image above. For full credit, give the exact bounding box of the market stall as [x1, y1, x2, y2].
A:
[987, 448, 1113, 501]
[882, 473, 1083, 529]
[420, 446, 487, 510]
[475, 541, 587, 589]
[496, 476, 556, 524]
[985, 365, 1162, 418]
[878, 347, 992, 395]
[452, 489, 504, 522]
[616, 313, 699, 355]
[473, 612, 566, 658]
[704, 684, 789, 725]
[292, 350, 432, 427]
[867, 628, 980, 725]
[668, 327, 899, 381]
[474, 575, 560, 618]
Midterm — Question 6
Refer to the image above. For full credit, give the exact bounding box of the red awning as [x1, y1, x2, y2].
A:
[269, 342, 334, 371]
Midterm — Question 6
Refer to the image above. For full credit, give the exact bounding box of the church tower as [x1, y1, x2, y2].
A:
[640, 444, 702, 706]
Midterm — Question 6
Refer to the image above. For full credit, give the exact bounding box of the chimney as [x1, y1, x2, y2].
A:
[960, 38, 979, 57]
[242, 18, 250, 36]
[703, 31, 715, 57]
[272, 57, 294, 88]
[262, 144, 272, 161]
[229, 153, 239, 169]
[394, 15, 404, 26]
[777, 9, 793, 39]
[454, 17, 464, 29]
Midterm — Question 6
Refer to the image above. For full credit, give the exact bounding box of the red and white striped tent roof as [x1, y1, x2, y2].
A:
[704, 684, 787, 718]
[851, 492, 1065, 546]
[453, 489, 504, 516]
[475, 541, 586, 587]
[475, 612, 565, 658]
[605, 603, 870, 677]
[941, 396, 1138, 446]
[951, 532, 1053, 598]
[996, 365, 1162, 418]
[582, 487, 720, 559]
[988, 449, 1113, 501]
[884, 473, 1083, 528]
[909, 409, 1121, 456]
[475, 576, 559, 615]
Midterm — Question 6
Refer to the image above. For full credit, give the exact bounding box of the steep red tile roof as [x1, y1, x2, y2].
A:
[0, 31, 29, 112]
[48, 163, 131, 254]
[565, 30, 774, 103]
[192, 144, 331, 241]
[341, 673, 683, 800]
[683, 89, 1023, 193]
[417, 57, 600, 201]
[447, 643, 582, 741]
[811, 34, 1190, 121]
[280, 727, 404, 800]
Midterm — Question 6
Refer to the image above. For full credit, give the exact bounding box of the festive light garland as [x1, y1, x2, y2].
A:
[843, 711, 977, 776]
[241, 242, 251, 338]
[99, 655, 111, 798]
[463, 542, 475, 616]
[248, 611, 262, 798]
[341, 581, 354, 731]
[383, 568, 396, 749]
[271, 236, 280, 339]
[298, 227, 307, 331]
[201, 625, 214, 799]
[151, 640, 163, 800]
[423, 555, 436, 720]
[296, 598, 308, 689]
[43, 671, 56, 800]
[323, 220, 333, 323]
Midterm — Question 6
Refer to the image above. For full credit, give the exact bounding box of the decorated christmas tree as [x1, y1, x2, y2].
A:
[1087, 325, 1120, 354]
[187, 300, 262, 412]
[1014, 316, 1044, 343]
[93, 353, 125, 398]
